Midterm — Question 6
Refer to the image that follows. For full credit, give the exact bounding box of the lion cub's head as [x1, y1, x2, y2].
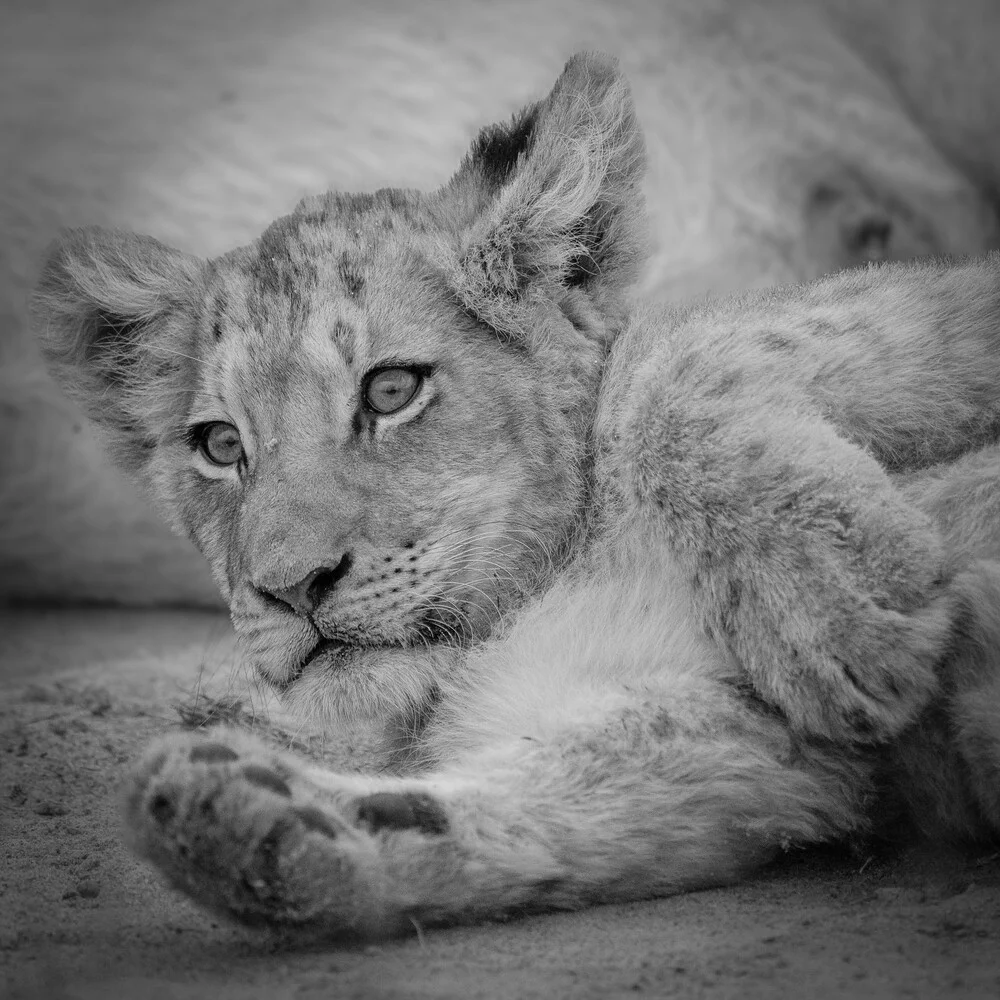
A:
[33, 54, 646, 723]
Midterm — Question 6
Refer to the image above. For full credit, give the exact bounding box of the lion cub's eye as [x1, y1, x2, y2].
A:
[196, 422, 244, 466]
[364, 367, 422, 415]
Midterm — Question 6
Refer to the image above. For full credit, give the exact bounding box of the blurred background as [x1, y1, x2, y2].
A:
[2, 0, 999, 608]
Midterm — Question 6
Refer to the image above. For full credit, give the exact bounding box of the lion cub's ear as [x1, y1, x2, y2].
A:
[31, 227, 204, 474]
[443, 52, 647, 338]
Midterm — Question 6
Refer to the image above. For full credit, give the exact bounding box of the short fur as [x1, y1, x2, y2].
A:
[31, 53, 1000, 935]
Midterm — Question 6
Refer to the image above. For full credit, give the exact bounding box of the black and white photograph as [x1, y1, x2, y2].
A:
[2, 1, 999, 997]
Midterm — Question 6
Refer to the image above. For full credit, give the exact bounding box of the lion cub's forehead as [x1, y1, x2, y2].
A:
[196, 195, 451, 414]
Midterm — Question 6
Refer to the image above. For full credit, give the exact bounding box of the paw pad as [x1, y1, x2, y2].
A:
[294, 805, 340, 839]
[355, 792, 448, 835]
[190, 742, 240, 764]
[241, 765, 293, 798]
[149, 793, 176, 825]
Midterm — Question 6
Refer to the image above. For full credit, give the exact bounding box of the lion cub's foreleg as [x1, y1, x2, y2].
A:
[612, 254, 1000, 745]
[123, 687, 860, 935]
[123, 570, 866, 934]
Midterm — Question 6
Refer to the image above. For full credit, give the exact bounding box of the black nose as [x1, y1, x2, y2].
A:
[262, 552, 353, 616]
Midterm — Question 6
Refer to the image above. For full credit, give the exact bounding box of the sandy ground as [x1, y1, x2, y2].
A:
[1, 610, 998, 1000]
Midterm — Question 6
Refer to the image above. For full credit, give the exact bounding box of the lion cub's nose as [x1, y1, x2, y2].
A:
[262, 553, 353, 617]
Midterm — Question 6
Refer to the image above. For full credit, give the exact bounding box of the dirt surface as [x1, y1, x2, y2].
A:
[1, 609, 999, 1000]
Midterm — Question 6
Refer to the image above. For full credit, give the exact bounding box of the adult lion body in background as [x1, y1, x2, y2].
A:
[4, 0, 1000, 606]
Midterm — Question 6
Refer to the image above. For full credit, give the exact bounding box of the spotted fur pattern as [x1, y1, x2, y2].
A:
[33, 54, 1000, 936]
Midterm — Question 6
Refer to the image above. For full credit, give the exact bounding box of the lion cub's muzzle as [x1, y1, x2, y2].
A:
[236, 534, 456, 690]
[258, 552, 354, 619]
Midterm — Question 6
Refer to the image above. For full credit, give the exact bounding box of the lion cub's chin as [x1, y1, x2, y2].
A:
[280, 642, 460, 727]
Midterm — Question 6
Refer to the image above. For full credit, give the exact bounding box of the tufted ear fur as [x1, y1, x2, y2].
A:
[442, 52, 647, 339]
[31, 227, 204, 476]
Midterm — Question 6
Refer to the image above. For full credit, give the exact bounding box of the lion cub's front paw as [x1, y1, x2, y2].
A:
[767, 591, 950, 743]
[122, 730, 450, 935]
[766, 495, 957, 744]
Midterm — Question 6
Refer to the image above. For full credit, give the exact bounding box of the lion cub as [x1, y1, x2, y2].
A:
[34, 54, 1000, 934]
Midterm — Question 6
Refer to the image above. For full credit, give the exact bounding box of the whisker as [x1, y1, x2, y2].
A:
[147, 344, 207, 367]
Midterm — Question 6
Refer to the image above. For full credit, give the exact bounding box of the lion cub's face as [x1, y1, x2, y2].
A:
[35, 54, 646, 722]
[171, 201, 592, 710]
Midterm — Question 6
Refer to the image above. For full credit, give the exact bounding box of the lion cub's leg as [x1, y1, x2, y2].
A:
[123, 571, 867, 934]
[613, 254, 1000, 745]
[898, 454, 1000, 832]
[934, 561, 1000, 829]
[619, 347, 951, 745]
[123, 679, 862, 935]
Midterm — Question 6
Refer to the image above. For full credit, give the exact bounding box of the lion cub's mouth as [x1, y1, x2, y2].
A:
[271, 613, 458, 694]
[282, 633, 410, 686]
[302, 637, 348, 669]
[275, 638, 347, 691]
